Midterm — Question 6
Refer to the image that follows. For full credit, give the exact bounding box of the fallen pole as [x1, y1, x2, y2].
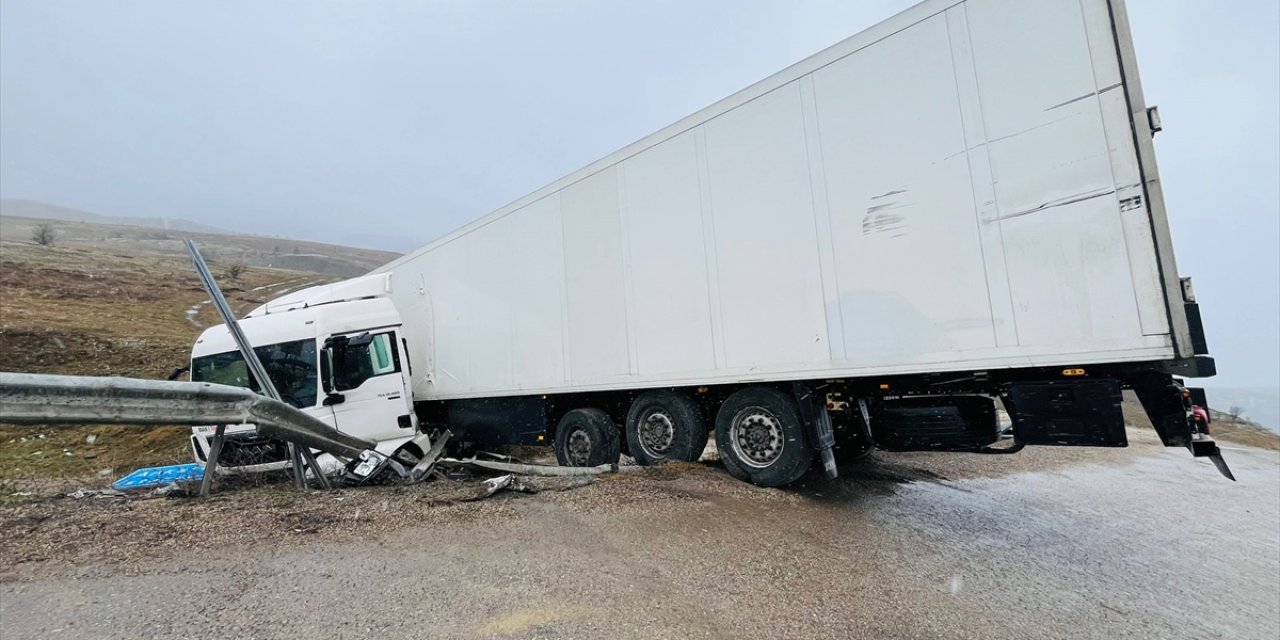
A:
[440, 458, 639, 477]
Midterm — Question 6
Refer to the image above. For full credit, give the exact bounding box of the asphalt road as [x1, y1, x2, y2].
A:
[2, 436, 1277, 640]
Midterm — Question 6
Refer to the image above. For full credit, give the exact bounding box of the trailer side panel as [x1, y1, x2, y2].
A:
[382, 0, 1186, 401]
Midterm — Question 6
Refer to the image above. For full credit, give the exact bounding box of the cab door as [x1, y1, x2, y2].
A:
[322, 328, 417, 443]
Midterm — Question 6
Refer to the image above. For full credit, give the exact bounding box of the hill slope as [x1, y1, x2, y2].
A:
[0, 233, 366, 486]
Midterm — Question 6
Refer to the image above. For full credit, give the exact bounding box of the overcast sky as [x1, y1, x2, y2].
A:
[1, 0, 1277, 388]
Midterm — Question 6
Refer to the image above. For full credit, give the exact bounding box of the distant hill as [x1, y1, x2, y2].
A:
[0, 210, 400, 278]
[1203, 387, 1280, 434]
[0, 198, 233, 235]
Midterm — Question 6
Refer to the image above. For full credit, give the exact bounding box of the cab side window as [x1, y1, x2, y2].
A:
[334, 332, 400, 391]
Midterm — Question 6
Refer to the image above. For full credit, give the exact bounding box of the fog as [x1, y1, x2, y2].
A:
[1, 0, 1276, 388]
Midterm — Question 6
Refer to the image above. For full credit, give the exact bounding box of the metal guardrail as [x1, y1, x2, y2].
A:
[0, 372, 377, 460]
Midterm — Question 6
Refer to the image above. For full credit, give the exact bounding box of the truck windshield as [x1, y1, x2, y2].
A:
[191, 339, 318, 408]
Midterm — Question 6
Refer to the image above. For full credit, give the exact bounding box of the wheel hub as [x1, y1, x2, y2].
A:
[566, 428, 592, 466]
[638, 409, 676, 457]
[730, 408, 784, 468]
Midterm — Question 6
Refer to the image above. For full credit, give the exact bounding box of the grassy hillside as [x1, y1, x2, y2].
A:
[0, 220, 376, 491]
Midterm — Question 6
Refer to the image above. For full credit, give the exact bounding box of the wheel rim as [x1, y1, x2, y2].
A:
[565, 428, 592, 466]
[730, 407, 785, 468]
[638, 408, 676, 458]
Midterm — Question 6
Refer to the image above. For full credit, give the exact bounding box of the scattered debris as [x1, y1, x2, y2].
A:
[407, 430, 452, 483]
[67, 487, 127, 500]
[464, 474, 538, 501]
[153, 482, 190, 497]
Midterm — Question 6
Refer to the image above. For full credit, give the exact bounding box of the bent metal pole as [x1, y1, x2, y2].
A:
[184, 240, 328, 490]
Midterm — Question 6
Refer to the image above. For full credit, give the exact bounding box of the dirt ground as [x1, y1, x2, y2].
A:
[0, 426, 1176, 573]
[1, 428, 1277, 640]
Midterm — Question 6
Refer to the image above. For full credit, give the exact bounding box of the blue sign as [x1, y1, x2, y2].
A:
[112, 463, 206, 490]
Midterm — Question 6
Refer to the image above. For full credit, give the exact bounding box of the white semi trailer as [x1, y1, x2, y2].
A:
[189, 0, 1229, 486]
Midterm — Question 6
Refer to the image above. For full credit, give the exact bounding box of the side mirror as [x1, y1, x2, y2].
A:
[319, 348, 344, 405]
[320, 349, 335, 394]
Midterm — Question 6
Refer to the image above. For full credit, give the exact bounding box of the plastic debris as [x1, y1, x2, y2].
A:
[112, 463, 205, 491]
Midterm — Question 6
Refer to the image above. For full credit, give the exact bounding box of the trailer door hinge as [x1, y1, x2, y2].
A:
[1180, 277, 1196, 303]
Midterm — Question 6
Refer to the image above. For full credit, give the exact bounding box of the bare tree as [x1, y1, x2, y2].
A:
[1226, 405, 1245, 423]
[30, 223, 57, 246]
[225, 262, 246, 281]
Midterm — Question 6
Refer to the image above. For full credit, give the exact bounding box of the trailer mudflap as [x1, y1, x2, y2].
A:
[792, 382, 837, 479]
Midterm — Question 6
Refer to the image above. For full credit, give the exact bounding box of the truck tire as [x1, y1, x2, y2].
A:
[625, 390, 709, 465]
[715, 387, 814, 486]
[554, 408, 621, 467]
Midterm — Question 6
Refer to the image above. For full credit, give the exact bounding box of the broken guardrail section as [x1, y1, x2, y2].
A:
[0, 372, 398, 493]
[0, 372, 375, 457]
[0, 372, 627, 496]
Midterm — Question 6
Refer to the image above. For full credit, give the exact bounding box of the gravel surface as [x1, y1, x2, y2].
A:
[1, 429, 1277, 639]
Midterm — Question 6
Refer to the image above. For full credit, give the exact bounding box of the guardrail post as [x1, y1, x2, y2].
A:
[200, 424, 226, 497]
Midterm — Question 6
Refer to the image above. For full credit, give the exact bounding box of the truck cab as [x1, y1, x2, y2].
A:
[188, 274, 417, 470]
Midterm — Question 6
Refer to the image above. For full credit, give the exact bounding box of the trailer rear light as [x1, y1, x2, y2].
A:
[1062, 368, 1086, 376]
[879, 383, 890, 390]
[1191, 406, 1210, 434]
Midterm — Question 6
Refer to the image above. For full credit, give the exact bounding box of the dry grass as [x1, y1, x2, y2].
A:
[1204, 413, 1280, 450]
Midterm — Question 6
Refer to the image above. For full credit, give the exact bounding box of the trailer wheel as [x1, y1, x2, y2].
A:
[715, 387, 814, 486]
[554, 408, 621, 467]
[625, 390, 709, 465]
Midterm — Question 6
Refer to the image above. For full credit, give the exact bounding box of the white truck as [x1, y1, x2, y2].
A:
[189, 0, 1229, 486]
